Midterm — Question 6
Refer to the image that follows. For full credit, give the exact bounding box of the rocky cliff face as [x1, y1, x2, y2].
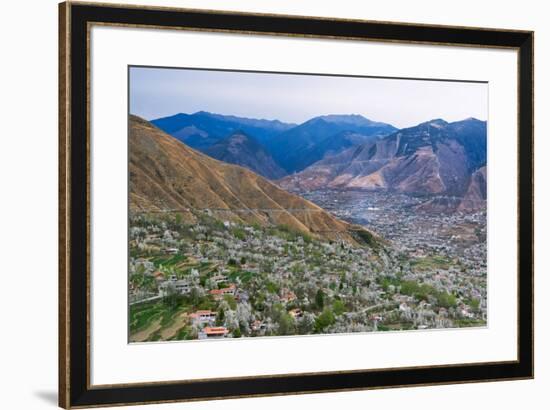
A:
[458, 166, 487, 212]
[279, 118, 487, 212]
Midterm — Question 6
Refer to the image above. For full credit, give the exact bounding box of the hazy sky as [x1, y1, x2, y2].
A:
[129, 66, 488, 129]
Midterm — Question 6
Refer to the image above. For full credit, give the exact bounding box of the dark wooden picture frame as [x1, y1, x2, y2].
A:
[59, 1, 534, 408]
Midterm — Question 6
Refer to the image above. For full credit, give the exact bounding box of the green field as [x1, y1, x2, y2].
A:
[129, 301, 194, 342]
[410, 255, 453, 271]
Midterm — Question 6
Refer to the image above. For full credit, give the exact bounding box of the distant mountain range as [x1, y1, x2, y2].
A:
[150, 111, 396, 176]
[145, 110, 487, 212]
[151, 111, 296, 150]
[203, 131, 286, 180]
[129, 115, 379, 246]
[266, 115, 397, 173]
[279, 118, 487, 212]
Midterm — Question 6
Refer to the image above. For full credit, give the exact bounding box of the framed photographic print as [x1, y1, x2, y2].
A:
[59, 1, 534, 408]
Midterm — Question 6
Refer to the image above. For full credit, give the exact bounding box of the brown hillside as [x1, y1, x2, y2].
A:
[129, 115, 377, 246]
[279, 119, 486, 201]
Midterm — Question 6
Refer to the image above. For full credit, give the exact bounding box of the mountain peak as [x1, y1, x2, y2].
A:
[313, 114, 376, 127]
[456, 117, 485, 123]
[193, 110, 214, 117]
[269, 114, 397, 173]
[424, 118, 448, 127]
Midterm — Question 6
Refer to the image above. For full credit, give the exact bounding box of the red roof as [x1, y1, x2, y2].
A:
[203, 327, 228, 335]
[209, 285, 236, 296]
[196, 310, 215, 315]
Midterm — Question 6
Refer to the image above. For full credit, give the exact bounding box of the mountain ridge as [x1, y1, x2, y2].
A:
[151, 111, 398, 175]
[129, 115, 380, 246]
[267, 114, 398, 173]
[203, 131, 286, 179]
[151, 111, 296, 150]
[278, 117, 487, 212]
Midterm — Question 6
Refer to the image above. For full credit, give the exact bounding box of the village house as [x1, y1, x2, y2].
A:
[198, 326, 229, 340]
[280, 289, 297, 304]
[153, 271, 165, 282]
[209, 283, 236, 300]
[189, 310, 217, 324]
[251, 320, 266, 332]
[159, 276, 192, 296]
[210, 274, 228, 285]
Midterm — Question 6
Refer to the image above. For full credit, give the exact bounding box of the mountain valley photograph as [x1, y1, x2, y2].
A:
[128, 66, 488, 343]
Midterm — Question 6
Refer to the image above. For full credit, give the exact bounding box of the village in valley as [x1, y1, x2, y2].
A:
[128, 206, 487, 343]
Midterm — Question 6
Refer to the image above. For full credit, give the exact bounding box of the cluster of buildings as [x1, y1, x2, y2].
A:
[129, 204, 487, 341]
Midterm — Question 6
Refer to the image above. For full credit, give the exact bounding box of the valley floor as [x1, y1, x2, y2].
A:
[128, 196, 487, 342]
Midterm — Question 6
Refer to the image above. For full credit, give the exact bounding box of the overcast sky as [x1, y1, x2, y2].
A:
[129, 66, 487, 129]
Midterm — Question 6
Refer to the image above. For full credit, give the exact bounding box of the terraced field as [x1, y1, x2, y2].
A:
[129, 302, 193, 342]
